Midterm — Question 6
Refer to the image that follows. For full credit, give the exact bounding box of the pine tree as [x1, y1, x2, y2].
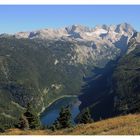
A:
[50, 120, 60, 131]
[51, 106, 72, 130]
[0, 126, 5, 133]
[17, 115, 29, 130]
[24, 103, 41, 129]
[77, 108, 93, 124]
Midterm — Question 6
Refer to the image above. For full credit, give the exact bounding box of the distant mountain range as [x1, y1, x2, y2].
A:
[14, 23, 135, 58]
[14, 23, 134, 41]
[0, 23, 139, 129]
[0, 23, 135, 66]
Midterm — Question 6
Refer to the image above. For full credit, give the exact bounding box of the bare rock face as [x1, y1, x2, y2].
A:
[127, 32, 140, 54]
[13, 23, 135, 66]
[0, 23, 135, 67]
[14, 23, 134, 41]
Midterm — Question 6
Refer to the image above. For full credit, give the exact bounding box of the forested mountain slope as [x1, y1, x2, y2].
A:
[78, 32, 140, 121]
[0, 23, 136, 128]
[113, 32, 140, 114]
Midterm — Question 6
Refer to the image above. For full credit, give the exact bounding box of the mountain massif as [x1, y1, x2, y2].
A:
[79, 32, 140, 121]
[0, 23, 139, 129]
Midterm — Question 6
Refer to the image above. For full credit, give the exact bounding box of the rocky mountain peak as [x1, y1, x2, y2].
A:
[13, 23, 135, 41]
[65, 24, 91, 34]
[115, 23, 134, 35]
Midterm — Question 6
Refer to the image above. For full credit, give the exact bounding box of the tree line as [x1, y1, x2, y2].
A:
[0, 103, 93, 132]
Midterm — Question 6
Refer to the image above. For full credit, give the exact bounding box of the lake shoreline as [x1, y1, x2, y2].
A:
[39, 95, 78, 115]
[40, 95, 80, 126]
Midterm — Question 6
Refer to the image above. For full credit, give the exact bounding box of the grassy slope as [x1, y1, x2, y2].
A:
[1, 114, 140, 135]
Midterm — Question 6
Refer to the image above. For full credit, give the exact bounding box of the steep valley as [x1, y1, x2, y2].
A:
[0, 23, 139, 130]
[78, 32, 140, 121]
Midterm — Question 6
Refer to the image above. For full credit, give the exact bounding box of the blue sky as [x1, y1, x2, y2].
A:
[0, 5, 140, 33]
